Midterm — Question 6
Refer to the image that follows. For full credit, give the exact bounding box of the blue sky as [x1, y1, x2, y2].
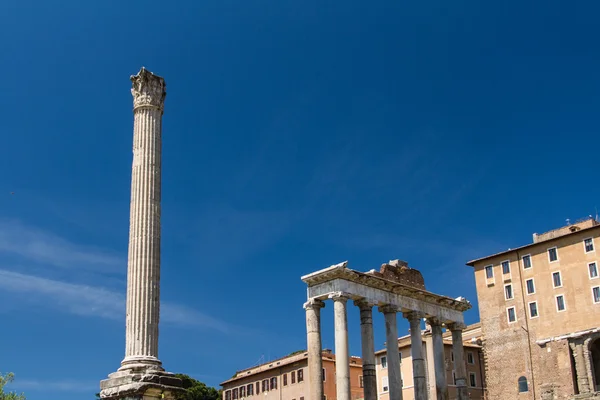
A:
[1, 0, 599, 398]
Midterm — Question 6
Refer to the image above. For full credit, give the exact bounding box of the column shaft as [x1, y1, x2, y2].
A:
[331, 293, 351, 400]
[430, 319, 448, 400]
[381, 306, 403, 400]
[405, 312, 428, 400]
[121, 68, 166, 370]
[305, 299, 325, 400]
[448, 323, 467, 400]
[356, 301, 377, 400]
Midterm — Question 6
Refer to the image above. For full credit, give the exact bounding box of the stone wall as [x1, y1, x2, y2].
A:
[373, 259, 426, 290]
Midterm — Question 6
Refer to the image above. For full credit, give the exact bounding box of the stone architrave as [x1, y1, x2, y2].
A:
[99, 68, 183, 400]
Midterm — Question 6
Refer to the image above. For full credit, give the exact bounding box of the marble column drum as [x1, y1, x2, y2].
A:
[429, 318, 448, 400]
[380, 305, 403, 400]
[331, 292, 351, 400]
[405, 312, 428, 400]
[355, 300, 377, 400]
[305, 299, 325, 400]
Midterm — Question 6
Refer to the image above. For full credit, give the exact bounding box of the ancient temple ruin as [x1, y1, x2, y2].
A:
[302, 260, 472, 400]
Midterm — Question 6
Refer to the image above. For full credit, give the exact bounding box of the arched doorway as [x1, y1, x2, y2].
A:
[591, 338, 600, 391]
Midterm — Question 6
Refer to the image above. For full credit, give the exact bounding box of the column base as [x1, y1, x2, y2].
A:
[100, 368, 184, 400]
[119, 356, 164, 372]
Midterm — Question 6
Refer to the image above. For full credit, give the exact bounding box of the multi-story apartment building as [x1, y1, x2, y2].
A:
[467, 217, 600, 399]
[221, 349, 364, 400]
[374, 322, 485, 400]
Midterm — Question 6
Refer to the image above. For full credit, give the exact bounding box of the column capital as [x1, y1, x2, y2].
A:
[354, 299, 376, 309]
[328, 291, 351, 302]
[427, 316, 443, 327]
[378, 304, 399, 314]
[304, 298, 325, 310]
[446, 322, 467, 331]
[131, 67, 166, 111]
[403, 311, 425, 321]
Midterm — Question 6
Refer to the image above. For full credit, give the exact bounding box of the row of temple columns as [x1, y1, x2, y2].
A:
[305, 293, 468, 400]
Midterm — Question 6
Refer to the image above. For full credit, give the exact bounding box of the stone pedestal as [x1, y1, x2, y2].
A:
[99, 67, 183, 399]
[100, 369, 183, 399]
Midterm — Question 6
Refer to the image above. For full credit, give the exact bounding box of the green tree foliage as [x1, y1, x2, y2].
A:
[0, 372, 26, 400]
[175, 374, 221, 400]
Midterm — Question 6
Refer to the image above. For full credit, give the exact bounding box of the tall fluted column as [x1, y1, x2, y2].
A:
[120, 67, 166, 371]
[355, 300, 377, 400]
[447, 323, 468, 400]
[380, 305, 403, 400]
[428, 318, 448, 400]
[305, 299, 325, 400]
[405, 312, 428, 400]
[330, 292, 351, 400]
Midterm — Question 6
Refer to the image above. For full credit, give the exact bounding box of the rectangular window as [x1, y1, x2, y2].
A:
[523, 254, 532, 269]
[529, 301, 538, 318]
[291, 371, 296, 384]
[585, 238, 595, 253]
[469, 372, 477, 387]
[322, 368, 326, 382]
[451, 352, 454, 362]
[526, 278, 535, 294]
[271, 377, 277, 390]
[247, 384, 253, 396]
[467, 351, 475, 365]
[452, 371, 457, 385]
[504, 284, 514, 300]
[507, 306, 517, 323]
[548, 247, 558, 262]
[233, 388, 238, 400]
[297, 369, 304, 382]
[593, 286, 600, 304]
[590, 262, 599, 279]
[359, 376, 364, 388]
[283, 373, 287, 386]
[485, 265, 494, 279]
[552, 271, 562, 288]
[556, 295, 566, 311]
[502, 260, 511, 275]
[382, 377, 389, 392]
[225, 391, 232, 400]
[256, 382, 260, 394]
[381, 356, 387, 369]
[399, 351, 402, 363]
[240, 386, 245, 397]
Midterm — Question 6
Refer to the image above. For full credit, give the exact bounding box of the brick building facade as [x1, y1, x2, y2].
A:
[221, 350, 364, 400]
[468, 217, 600, 399]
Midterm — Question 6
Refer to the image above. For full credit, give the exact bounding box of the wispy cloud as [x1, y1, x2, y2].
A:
[0, 270, 232, 333]
[10, 379, 99, 393]
[0, 219, 122, 273]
